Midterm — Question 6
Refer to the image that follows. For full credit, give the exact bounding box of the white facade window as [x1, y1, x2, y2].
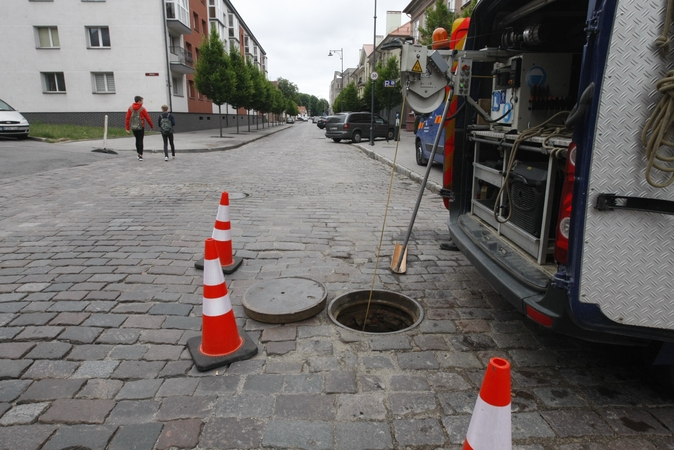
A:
[42, 72, 66, 92]
[93, 72, 115, 93]
[172, 77, 183, 96]
[87, 26, 110, 48]
[36, 27, 59, 48]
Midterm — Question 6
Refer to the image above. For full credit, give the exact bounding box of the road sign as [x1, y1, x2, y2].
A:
[384, 80, 396, 88]
[370, 72, 379, 81]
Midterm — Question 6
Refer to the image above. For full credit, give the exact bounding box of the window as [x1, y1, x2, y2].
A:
[202, 20, 207, 35]
[87, 26, 110, 48]
[36, 27, 59, 48]
[193, 13, 199, 31]
[172, 77, 183, 96]
[42, 72, 66, 92]
[93, 72, 115, 93]
[188, 80, 195, 98]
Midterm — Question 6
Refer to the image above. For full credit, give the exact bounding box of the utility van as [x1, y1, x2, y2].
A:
[401, 0, 674, 357]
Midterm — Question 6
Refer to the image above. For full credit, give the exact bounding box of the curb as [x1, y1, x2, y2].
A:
[353, 143, 442, 194]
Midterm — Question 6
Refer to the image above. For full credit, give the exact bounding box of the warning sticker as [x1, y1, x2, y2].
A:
[411, 61, 423, 73]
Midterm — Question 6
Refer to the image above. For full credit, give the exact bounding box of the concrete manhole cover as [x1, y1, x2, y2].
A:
[228, 192, 250, 200]
[243, 277, 327, 323]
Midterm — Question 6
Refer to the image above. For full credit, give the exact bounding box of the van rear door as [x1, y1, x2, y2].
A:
[571, 0, 674, 336]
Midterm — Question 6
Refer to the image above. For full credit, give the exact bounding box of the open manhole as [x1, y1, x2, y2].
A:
[328, 290, 423, 334]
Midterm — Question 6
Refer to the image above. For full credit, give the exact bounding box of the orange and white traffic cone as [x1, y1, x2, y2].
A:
[187, 238, 257, 371]
[194, 191, 243, 274]
[463, 357, 511, 450]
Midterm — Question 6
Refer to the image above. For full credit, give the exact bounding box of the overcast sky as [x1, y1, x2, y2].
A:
[232, 0, 413, 102]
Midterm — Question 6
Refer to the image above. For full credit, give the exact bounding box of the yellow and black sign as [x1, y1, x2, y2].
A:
[411, 61, 423, 73]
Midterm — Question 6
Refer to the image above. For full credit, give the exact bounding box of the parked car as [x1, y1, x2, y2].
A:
[324, 112, 394, 143]
[286, 116, 295, 124]
[316, 116, 329, 129]
[0, 99, 30, 140]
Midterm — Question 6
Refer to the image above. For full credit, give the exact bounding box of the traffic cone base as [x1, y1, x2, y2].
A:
[194, 255, 243, 274]
[187, 329, 258, 372]
[188, 237, 257, 372]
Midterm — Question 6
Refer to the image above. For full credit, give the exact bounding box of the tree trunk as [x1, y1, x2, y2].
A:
[218, 105, 223, 137]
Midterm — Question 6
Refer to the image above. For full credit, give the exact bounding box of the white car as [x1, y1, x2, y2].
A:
[0, 99, 30, 140]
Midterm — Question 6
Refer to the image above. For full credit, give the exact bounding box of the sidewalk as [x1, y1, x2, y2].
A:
[59, 123, 291, 154]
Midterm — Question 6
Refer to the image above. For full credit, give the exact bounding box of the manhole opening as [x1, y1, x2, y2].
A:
[328, 290, 423, 334]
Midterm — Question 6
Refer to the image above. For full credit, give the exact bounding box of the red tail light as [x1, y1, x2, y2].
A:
[343, 123, 349, 130]
[553, 143, 576, 264]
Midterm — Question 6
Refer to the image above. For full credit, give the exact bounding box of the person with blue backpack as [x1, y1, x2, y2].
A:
[158, 104, 176, 162]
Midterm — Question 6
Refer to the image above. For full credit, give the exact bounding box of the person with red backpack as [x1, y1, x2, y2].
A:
[125, 95, 154, 161]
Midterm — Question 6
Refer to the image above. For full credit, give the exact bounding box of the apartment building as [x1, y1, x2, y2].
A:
[0, 0, 266, 130]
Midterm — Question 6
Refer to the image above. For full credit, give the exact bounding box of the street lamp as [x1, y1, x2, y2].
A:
[328, 48, 343, 112]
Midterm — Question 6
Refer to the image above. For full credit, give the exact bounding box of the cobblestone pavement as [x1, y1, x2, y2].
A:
[1, 124, 674, 450]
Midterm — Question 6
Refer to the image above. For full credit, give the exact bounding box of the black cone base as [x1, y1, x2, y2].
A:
[187, 328, 258, 372]
[194, 256, 243, 274]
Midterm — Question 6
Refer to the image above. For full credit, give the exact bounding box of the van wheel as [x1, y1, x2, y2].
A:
[416, 139, 427, 166]
[332, 138, 341, 142]
[352, 131, 362, 143]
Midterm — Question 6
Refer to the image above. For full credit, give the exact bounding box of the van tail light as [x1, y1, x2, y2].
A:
[343, 123, 349, 130]
[553, 143, 576, 265]
[525, 305, 553, 327]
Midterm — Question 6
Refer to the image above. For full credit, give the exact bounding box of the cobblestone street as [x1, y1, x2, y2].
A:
[1, 124, 674, 450]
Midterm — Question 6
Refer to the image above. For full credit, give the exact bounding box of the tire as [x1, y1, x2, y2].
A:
[352, 131, 362, 143]
[387, 129, 394, 141]
[332, 138, 342, 143]
[415, 139, 427, 166]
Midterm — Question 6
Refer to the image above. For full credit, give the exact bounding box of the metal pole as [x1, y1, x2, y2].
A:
[369, 0, 377, 146]
[340, 48, 343, 112]
[394, 89, 452, 272]
[161, 0, 173, 112]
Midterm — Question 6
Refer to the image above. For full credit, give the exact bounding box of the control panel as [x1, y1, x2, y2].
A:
[454, 57, 473, 96]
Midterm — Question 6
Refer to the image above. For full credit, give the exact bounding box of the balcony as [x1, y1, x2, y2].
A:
[166, 1, 191, 35]
[169, 46, 195, 74]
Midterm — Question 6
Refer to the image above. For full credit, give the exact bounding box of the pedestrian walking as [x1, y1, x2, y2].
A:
[158, 105, 176, 161]
[125, 96, 154, 161]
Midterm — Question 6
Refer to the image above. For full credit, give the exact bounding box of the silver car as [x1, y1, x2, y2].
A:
[0, 99, 30, 140]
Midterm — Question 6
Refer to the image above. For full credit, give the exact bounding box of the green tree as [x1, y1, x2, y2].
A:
[228, 45, 253, 133]
[418, 0, 455, 46]
[193, 28, 235, 137]
[461, 0, 477, 17]
[277, 78, 299, 104]
[361, 76, 383, 114]
[272, 88, 285, 124]
[246, 58, 267, 131]
[285, 98, 299, 117]
[378, 56, 402, 123]
[317, 98, 330, 116]
[340, 83, 361, 112]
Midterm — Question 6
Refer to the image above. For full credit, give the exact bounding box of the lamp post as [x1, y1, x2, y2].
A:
[328, 48, 343, 113]
[369, 0, 377, 146]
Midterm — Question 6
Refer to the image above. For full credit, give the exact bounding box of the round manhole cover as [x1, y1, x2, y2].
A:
[328, 290, 423, 334]
[243, 277, 327, 323]
[228, 192, 250, 200]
